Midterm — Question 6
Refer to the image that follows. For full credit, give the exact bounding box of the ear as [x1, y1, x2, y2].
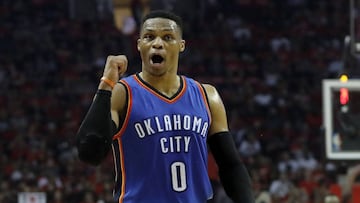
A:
[137, 39, 141, 51]
[179, 40, 185, 52]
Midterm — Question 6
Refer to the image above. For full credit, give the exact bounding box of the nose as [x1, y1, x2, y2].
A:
[152, 37, 163, 49]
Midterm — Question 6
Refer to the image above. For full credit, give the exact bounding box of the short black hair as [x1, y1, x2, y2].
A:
[141, 10, 183, 34]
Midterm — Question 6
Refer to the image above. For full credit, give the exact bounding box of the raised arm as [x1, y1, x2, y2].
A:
[76, 55, 128, 166]
[203, 84, 255, 203]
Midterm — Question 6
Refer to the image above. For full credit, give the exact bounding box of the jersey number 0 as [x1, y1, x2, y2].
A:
[171, 162, 187, 192]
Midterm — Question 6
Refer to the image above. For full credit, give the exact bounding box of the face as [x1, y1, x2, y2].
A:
[137, 17, 185, 76]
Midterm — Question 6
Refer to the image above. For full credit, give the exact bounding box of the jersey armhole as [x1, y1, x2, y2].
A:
[115, 81, 129, 136]
[199, 83, 211, 112]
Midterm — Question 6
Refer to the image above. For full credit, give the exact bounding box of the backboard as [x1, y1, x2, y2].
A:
[323, 79, 360, 159]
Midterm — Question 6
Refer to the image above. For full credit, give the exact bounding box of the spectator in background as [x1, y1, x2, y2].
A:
[238, 132, 261, 158]
[269, 172, 294, 202]
[324, 194, 340, 203]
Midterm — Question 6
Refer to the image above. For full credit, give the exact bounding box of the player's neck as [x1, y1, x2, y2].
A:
[138, 72, 180, 97]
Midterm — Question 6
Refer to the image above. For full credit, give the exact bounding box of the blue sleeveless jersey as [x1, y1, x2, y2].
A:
[111, 74, 213, 203]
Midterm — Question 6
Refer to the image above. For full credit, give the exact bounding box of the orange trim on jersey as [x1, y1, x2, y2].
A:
[117, 138, 126, 203]
[111, 144, 118, 188]
[195, 82, 212, 126]
[113, 80, 132, 140]
[133, 75, 187, 104]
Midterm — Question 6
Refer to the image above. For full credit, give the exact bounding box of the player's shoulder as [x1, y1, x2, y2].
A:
[192, 79, 217, 97]
[113, 81, 127, 94]
[111, 75, 134, 110]
[182, 75, 217, 91]
[119, 74, 135, 84]
[115, 74, 138, 90]
[189, 78, 221, 104]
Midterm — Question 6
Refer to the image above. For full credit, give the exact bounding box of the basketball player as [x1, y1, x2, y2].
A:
[76, 10, 254, 203]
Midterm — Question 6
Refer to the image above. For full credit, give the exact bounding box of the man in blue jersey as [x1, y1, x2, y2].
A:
[76, 10, 254, 203]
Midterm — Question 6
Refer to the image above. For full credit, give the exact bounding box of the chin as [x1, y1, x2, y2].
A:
[151, 71, 167, 77]
[149, 69, 167, 77]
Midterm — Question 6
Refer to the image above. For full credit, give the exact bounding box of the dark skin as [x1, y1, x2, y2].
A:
[99, 17, 229, 136]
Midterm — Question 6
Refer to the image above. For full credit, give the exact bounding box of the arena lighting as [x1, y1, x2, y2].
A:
[340, 74, 349, 82]
[339, 74, 349, 105]
[340, 87, 349, 105]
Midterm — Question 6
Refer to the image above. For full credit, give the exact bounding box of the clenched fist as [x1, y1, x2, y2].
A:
[100, 55, 128, 90]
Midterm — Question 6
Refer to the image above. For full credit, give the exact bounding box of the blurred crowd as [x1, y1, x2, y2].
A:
[0, 0, 358, 202]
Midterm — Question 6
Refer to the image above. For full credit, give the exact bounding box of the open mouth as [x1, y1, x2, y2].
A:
[150, 54, 164, 64]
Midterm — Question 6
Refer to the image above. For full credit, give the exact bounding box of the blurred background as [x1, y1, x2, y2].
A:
[1, 0, 360, 202]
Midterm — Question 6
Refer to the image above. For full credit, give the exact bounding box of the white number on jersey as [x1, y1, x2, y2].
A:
[171, 162, 187, 192]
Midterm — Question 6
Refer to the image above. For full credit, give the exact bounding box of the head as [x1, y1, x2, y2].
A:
[137, 10, 185, 77]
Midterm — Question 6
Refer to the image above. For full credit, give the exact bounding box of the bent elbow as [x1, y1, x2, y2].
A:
[76, 133, 112, 166]
[77, 147, 105, 166]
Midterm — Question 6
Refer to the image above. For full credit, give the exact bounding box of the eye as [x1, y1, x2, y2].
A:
[143, 34, 154, 40]
[163, 35, 173, 41]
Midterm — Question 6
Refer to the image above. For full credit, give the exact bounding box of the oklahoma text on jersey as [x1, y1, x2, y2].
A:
[133, 114, 209, 153]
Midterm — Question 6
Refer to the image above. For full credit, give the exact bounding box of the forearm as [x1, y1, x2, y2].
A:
[208, 131, 255, 203]
[76, 90, 115, 166]
[218, 161, 254, 203]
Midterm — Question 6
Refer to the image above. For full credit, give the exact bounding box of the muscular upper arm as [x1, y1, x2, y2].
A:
[110, 82, 127, 128]
[202, 84, 229, 136]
